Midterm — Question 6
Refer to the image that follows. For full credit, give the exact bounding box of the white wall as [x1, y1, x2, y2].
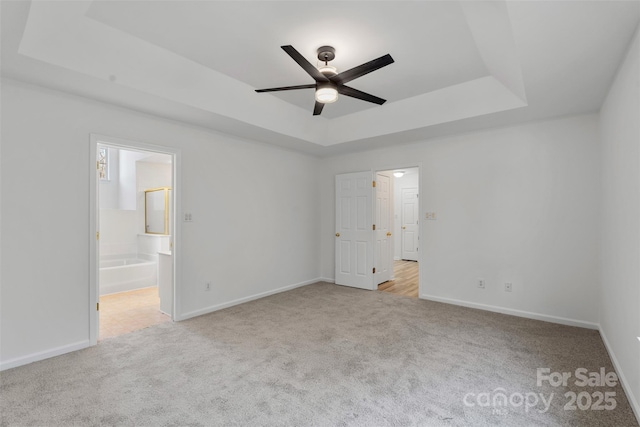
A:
[321, 114, 601, 327]
[118, 150, 147, 211]
[99, 147, 151, 211]
[99, 210, 138, 257]
[599, 27, 640, 417]
[137, 161, 171, 201]
[100, 156, 173, 263]
[0, 79, 321, 367]
[392, 169, 419, 260]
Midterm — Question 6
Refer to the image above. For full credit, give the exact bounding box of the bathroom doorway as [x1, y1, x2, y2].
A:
[89, 135, 179, 343]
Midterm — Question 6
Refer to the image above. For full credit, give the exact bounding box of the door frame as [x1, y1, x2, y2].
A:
[373, 164, 422, 297]
[89, 134, 182, 345]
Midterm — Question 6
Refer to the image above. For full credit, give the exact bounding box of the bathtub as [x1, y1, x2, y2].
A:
[99, 254, 157, 295]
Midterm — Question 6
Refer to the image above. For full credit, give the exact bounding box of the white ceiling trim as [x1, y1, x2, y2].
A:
[461, 1, 527, 103]
[19, 0, 328, 145]
[18, 1, 531, 149]
[327, 75, 526, 145]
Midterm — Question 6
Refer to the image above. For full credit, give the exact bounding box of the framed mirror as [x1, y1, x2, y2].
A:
[145, 187, 171, 234]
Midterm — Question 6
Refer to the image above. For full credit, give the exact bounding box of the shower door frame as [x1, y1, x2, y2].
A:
[88, 134, 182, 346]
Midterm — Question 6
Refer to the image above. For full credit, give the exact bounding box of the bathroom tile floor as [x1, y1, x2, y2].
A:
[99, 287, 170, 340]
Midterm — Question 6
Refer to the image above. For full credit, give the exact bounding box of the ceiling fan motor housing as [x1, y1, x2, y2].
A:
[317, 46, 336, 63]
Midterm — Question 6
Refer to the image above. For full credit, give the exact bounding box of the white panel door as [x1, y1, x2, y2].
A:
[335, 172, 374, 290]
[374, 172, 392, 285]
[401, 187, 419, 261]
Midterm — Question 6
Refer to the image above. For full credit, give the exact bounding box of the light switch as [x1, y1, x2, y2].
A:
[425, 212, 437, 220]
[184, 212, 193, 222]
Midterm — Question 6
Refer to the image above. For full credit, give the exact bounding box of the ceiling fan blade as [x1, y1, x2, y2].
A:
[255, 84, 316, 93]
[281, 45, 329, 83]
[313, 101, 325, 116]
[331, 54, 394, 85]
[338, 85, 386, 105]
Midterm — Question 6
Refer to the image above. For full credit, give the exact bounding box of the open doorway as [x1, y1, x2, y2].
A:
[90, 136, 177, 342]
[375, 167, 419, 298]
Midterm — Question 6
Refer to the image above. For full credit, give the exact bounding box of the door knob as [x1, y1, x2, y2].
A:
[386, 232, 392, 236]
[402, 226, 406, 229]
[335, 233, 340, 237]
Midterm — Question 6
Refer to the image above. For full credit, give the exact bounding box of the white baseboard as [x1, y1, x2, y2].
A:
[319, 277, 335, 283]
[176, 278, 321, 321]
[599, 327, 640, 423]
[0, 340, 91, 371]
[420, 294, 599, 330]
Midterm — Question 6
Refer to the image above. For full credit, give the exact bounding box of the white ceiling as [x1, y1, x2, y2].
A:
[85, 1, 489, 118]
[2, 1, 638, 156]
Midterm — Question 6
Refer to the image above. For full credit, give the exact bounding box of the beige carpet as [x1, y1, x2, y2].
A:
[1, 282, 638, 426]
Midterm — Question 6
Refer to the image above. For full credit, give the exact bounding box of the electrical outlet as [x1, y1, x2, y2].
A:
[204, 282, 211, 291]
[505, 282, 513, 292]
[477, 279, 485, 289]
[184, 212, 193, 222]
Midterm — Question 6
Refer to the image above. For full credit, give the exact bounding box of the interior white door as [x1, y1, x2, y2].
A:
[401, 187, 419, 261]
[374, 172, 392, 285]
[335, 172, 374, 290]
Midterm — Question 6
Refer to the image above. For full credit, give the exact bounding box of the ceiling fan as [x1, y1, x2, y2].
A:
[255, 45, 394, 116]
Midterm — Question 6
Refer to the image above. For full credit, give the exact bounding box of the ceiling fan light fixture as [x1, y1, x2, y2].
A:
[315, 86, 338, 104]
[393, 171, 405, 178]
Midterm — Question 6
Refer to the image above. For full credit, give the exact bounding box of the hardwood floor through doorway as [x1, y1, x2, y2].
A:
[377, 260, 419, 298]
[99, 287, 170, 340]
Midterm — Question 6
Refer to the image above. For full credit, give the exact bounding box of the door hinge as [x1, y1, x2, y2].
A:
[96, 302, 99, 311]
[96, 160, 100, 170]
[96, 231, 100, 240]
[373, 267, 376, 274]
[416, 194, 419, 198]
[372, 180, 376, 187]
[372, 224, 376, 231]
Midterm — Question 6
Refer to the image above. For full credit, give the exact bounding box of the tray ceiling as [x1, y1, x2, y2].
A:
[2, 1, 638, 156]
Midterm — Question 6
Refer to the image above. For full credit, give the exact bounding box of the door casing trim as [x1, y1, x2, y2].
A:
[89, 133, 182, 345]
[373, 164, 422, 297]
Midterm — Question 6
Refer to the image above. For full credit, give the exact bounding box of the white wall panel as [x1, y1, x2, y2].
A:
[321, 114, 601, 326]
[599, 27, 640, 419]
[0, 79, 320, 366]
